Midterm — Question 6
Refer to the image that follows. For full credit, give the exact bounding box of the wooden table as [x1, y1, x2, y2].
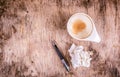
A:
[0, 0, 120, 77]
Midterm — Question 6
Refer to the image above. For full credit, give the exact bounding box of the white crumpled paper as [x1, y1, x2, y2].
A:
[68, 44, 92, 68]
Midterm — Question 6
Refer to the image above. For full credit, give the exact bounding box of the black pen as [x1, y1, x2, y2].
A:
[51, 41, 70, 72]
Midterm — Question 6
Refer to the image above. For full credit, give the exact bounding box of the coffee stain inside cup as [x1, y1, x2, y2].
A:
[72, 19, 86, 34]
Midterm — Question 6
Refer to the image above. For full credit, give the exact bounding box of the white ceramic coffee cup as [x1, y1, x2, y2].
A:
[67, 13, 101, 43]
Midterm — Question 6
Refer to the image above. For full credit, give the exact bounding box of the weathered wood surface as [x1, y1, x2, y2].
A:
[0, 0, 120, 77]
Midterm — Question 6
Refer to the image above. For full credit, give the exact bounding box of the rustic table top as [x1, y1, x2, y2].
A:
[0, 0, 120, 77]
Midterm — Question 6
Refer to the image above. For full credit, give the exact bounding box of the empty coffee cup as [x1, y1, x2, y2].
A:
[67, 13, 101, 43]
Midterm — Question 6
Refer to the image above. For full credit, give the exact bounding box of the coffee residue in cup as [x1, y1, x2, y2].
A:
[72, 19, 86, 34]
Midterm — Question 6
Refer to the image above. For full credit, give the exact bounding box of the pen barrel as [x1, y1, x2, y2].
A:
[61, 59, 70, 72]
[54, 45, 64, 59]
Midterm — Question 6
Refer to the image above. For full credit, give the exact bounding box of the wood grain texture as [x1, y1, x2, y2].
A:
[0, 0, 120, 77]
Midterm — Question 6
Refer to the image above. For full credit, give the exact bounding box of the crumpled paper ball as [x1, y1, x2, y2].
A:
[68, 44, 92, 68]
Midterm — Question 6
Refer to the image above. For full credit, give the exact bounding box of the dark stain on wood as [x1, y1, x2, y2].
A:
[0, 24, 16, 51]
[50, 10, 70, 30]
[112, 0, 118, 28]
[74, 0, 81, 7]
[56, 0, 62, 8]
[0, 1, 18, 19]
[91, 54, 120, 77]
[88, 47, 100, 61]
[89, 47, 108, 76]
[0, 62, 28, 77]
[57, 10, 68, 30]
[0, 64, 11, 76]
[15, 64, 28, 77]
[99, 0, 106, 30]
[0, 0, 7, 17]
[97, 61, 108, 75]
[54, 0, 70, 30]
[99, 0, 106, 13]
[92, 60, 120, 76]
[0, 52, 3, 65]
[18, 1, 27, 12]
[0, 26, 13, 41]
[82, 0, 93, 9]
[109, 67, 120, 77]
